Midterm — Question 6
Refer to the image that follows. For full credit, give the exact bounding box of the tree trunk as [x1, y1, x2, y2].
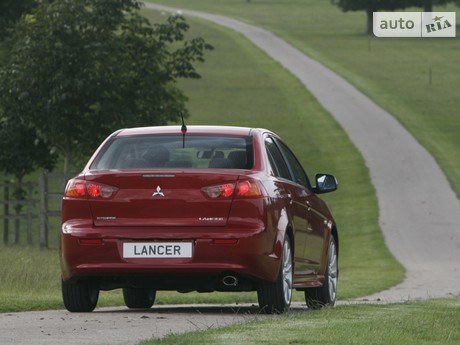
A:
[3, 182, 9, 245]
[64, 148, 73, 178]
[424, 0, 433, 12]
[13, 176, 24, 244]
[366, 7, 374, 35]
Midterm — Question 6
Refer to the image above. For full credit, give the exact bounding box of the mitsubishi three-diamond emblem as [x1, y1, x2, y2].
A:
[152, 186, 165, 197]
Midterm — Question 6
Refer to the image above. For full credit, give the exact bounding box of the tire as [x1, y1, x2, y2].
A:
[62, 279, 99, 312]
[122, 288, 156, 309]
[305, 236, 338, 309]
[257, 236, 293, 314]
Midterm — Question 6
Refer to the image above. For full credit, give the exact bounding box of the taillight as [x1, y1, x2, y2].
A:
[87, 184, 100, 197]
[64, 179, 118, 199]
[202, 183, 235, 199]
[236, 180, 262, 197]
[202, 180, 262, 199]
[64, 180, 87, 198]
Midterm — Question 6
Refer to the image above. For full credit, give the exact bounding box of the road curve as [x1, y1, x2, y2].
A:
[3, 4, 460, 345]
[145, 3, 460, 301]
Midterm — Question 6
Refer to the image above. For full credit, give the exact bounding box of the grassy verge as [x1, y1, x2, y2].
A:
[0, 8, 402, 312]
[138, 299, 460, 345]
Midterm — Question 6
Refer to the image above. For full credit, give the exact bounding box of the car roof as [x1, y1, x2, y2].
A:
[114, 125, 265, 137]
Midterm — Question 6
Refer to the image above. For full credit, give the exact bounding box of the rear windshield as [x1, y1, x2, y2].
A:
[90, 134, 254, 170]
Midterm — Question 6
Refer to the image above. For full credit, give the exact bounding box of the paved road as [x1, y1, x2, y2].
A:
[3, 3, 460, 345]
[0, 304, 271, 345]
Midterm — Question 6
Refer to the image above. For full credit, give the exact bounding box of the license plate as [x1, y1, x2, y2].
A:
[123, 242, 193, 258]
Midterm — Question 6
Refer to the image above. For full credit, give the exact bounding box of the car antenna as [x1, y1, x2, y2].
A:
[181, 112, 187, 148]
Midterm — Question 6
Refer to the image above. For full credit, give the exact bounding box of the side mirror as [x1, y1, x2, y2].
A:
[314, 174, 337, 194]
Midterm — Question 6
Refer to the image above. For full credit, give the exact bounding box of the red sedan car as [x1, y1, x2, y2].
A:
[60, 125, 338, 313]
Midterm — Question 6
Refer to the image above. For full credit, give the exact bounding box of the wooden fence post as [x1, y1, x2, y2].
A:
[3, 181, 9, 245]
[14, 185, 20, 244]
[26, 182, 34, 245]
[39, 172, 48, 248]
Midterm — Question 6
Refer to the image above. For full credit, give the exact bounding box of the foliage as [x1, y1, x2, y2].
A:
[333, 0, 418, 12]
[0, 0, 38, 39]
[0, 0, 212, 173]
[0, 118, 56, 179]
[333, 0, 454, 12]
[422, 0, 458, 11]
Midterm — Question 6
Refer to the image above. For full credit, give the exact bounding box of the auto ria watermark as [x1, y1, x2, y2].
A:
[373, 12, 456, 37]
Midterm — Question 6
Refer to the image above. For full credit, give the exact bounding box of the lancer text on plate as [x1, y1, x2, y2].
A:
[123, 242, 193, 258]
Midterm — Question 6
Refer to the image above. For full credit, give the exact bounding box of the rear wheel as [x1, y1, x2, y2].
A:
[62, 279, 99, 312]
[305, 236, 338, 309]
[257, 236, 293, 314]
[122, 288, 156, 309]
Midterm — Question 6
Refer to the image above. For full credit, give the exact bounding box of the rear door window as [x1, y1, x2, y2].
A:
[265, 136, 311, 189]
[274, 138, 310, 188]
[265, 137, 292, 180]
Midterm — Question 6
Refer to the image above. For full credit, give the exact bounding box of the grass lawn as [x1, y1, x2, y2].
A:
[0, 8, 403, 312]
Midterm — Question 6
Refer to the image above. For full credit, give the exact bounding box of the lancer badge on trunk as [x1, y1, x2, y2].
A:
[152, 186, 165, 197]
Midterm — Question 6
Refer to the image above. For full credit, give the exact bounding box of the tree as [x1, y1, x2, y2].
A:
[0, 117, 57, 243]
[422, 0, 457, 11]
[0, 118, 56, 181]
[333, 0, 426, 34]
[0, 0, 212, 174]
[0, 0, 39, 40]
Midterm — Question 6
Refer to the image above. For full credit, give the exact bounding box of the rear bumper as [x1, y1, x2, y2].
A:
[60, 223, 282, 291]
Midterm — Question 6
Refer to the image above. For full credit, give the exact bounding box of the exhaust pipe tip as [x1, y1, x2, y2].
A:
[222, 275, 238, 287]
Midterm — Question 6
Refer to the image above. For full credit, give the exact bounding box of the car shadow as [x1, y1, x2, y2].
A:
[94, 302, 308, 316]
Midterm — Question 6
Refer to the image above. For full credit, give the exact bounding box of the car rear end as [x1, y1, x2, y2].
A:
[60, 126, 281, 294]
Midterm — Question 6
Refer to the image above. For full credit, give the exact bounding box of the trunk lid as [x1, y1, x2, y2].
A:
[84, 171, 238, 227]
